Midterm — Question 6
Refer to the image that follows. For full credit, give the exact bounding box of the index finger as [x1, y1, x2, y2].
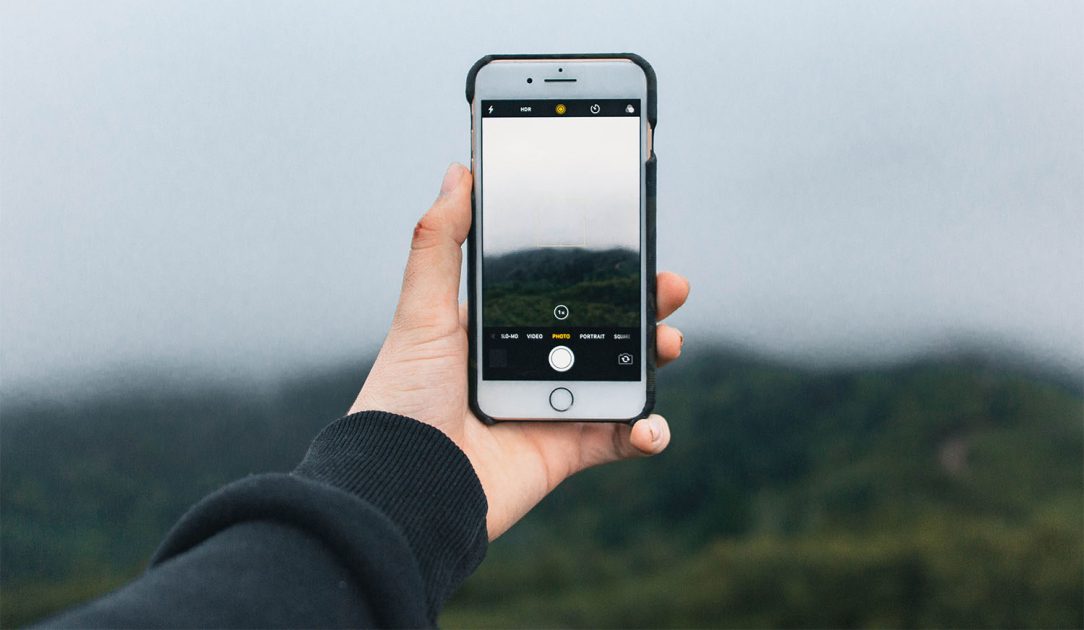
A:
[657, 271, 690, 321]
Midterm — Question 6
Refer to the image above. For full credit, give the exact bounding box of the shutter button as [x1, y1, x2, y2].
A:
[548, 346, 574, 372]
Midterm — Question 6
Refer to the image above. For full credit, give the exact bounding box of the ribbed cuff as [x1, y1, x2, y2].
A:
[292, 411, 488, 615]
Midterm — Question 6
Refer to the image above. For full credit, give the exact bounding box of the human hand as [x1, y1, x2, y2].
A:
[350, 163, 690, 540]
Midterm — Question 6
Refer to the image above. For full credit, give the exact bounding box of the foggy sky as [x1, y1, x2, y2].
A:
[482, 116, 640, 254]
[2, 1, 1082, 391]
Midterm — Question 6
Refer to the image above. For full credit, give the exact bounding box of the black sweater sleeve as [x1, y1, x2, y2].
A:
[37, 411, 489, 628]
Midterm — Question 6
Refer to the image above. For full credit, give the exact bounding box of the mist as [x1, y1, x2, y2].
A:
[2, 0, 1081, 392]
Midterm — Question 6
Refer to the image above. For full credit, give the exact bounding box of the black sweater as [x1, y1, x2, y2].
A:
[38, 411, 490, 628]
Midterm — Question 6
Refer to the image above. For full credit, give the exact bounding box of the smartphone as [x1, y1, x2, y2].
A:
[466, 54, 657, 423]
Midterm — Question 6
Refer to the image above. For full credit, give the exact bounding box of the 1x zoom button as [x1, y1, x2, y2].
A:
[548, 346, 574, 372]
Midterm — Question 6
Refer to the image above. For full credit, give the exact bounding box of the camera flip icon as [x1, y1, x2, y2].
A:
[617, 352, 634, 366]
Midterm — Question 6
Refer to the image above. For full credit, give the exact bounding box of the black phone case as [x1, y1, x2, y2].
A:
[466, 53, 657, 425]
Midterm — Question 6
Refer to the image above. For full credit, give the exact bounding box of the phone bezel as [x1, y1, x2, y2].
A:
[470, 58, 651, 422]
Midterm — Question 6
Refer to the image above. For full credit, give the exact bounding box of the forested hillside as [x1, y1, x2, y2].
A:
[2, 348, 1080, 627]
[484, 247, 639, 326]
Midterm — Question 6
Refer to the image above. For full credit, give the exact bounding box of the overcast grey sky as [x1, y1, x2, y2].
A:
[483, 117, 640, 254]
[2, 1, 1081, 391]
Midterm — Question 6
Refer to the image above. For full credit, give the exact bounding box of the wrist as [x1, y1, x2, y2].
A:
[293, 411, 488, 615]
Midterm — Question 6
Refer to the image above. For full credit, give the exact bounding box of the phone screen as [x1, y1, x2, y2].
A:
[480, 99, 642, 381]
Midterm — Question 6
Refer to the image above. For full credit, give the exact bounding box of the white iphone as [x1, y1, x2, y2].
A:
[466, 54, 657, 422]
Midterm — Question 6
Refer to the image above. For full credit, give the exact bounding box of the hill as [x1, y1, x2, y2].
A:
[483, 247, 639, 326]
[1, 348, 1081, 627]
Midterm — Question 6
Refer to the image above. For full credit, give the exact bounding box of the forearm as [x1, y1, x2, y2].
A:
[38, 412, 488, 628]
[43, 519, 376, 628]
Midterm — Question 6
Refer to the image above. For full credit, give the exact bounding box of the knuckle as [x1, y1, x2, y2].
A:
[411, 212, 446, 251]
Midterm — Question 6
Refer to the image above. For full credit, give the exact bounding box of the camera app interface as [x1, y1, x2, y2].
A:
[481, 99, 641, 381]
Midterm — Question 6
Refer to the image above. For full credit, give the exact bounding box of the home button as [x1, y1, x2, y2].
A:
[549, 387, 574, 412]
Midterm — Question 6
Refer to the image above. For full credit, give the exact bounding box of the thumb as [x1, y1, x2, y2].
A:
[393, 163, 472, 332]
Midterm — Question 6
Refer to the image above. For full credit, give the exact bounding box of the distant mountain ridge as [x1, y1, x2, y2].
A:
[1, 347, 1080, 627]
[484, 247, 638, 285]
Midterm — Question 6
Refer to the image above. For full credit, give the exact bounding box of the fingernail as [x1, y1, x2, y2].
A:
[679, 331, 685, 347]
[440, 163, 462, 196]
[648, 419, 660, 442]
